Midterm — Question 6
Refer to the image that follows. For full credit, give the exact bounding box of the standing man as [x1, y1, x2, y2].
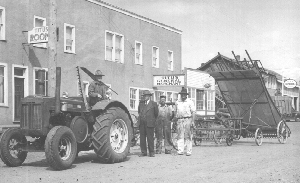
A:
[174, 87, 196, 156]
[155, 95, 174, 154]
[138, 90, 159, 157]
[88, 70, 111, 107]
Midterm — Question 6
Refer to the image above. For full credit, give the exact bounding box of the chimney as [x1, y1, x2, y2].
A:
[236, 55, 240, 61]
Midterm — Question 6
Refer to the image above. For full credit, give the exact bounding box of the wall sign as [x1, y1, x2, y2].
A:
[28, 26, 49, 44]
[153, 74, 185, 86]
[284, 79, 297, 88]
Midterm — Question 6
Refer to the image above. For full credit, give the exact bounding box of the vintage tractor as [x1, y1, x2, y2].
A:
[0, 67, 133, 170]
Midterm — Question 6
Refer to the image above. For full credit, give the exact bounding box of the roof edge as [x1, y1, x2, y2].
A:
[86, 0, 182, 34]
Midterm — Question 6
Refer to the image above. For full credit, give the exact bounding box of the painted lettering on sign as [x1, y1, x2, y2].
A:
[284, 79, 297, 88]
[28, 26, 49, 44]
[153, 75, 185, 86]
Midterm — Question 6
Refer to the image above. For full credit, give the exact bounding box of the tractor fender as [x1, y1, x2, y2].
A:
[91, 100, 134, 127]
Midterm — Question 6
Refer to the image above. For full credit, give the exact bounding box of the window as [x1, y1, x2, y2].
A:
[166, 92, 172, 102]
[64, 23, 75, 53]
[196, 89, 204, 110]
[173, 93, 178, 102]
[33, 16, 46, 48]
[105, 31, 124, 63]
[168, 51, 173, 71]
[129, 87, 153, 110]
[0, 63, 7, 106]
[155, 90, 165, 102]
[207, 91, 214, 111]
[0, 7, 5, 40]
[33, 68, 48, 96]
[152, 46, 159, 68]
[135, 41, 142, 65]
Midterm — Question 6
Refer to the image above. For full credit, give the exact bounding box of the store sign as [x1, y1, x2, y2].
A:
[284, 79, 297, 88]
[153, 74, 185, 86]
[28, 26, 49, 44]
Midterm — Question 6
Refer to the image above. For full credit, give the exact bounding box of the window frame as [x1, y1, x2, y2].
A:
[33, 67, 48, 96]
[64, 23, 76, 54]
[152, 46, 159, 68]
[0, 63, 8, 106]
[105, 30, 124, 63]
[0, 6, 6, 40]
[129, 87, 153, 111]
[33, 15, 47, 48]
[167, 50, 174, 71]
[135, 41, 143, 65]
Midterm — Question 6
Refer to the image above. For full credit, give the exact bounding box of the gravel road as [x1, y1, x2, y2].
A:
[0, 122, 299, 183]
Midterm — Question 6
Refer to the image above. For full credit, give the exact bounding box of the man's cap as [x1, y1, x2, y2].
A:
[142, 90, 153, 96]
[179, 87, 189, 95]
[94, 70, 105, 76]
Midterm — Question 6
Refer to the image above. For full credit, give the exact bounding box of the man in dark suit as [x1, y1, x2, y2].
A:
[138, 90, 158, 157]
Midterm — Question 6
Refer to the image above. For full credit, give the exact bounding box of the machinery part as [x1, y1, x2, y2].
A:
[45, 126, 77, 170]
[226, 135, 233, 146]
[70, 116, 89, 143]
[213, 134, 222, 144]
[0, 128, 28, 167]
[193, 138, 202, 146]
[254, 128, 263, 146]
[277, 121, 288, 144]
[92, 107, 133, 163]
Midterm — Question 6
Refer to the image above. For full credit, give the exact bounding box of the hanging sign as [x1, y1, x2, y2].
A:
[28, 26, 49, 44]
[153, 74, 185, 86]
[284, 79, 297, 88]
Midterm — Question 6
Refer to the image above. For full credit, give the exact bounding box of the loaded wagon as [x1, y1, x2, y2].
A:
[193, 50, 291, 146]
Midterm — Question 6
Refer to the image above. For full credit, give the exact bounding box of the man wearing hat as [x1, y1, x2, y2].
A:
[155, 95, 174, 154]
[88, 70, 111, 107]
[138, 90, 159, 157]
[174, 87, 196, 156]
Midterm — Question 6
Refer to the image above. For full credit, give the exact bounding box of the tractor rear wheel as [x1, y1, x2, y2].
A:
[0, 128, 27, 167]
[92, 107, 133, 163]
[45, 126, 77, 170]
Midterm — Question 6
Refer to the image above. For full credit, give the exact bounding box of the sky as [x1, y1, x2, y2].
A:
[106, 0, 300, 80]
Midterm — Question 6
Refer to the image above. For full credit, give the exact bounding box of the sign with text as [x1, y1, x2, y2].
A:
[153, 74, 185, 86]
[284, 79, 297, 88]
[28, 26, 49, 44]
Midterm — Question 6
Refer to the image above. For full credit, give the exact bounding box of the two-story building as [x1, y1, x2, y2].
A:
[0, 0, 182, 130]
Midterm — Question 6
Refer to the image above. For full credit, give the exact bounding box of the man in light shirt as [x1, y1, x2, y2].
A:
[174, 87, 196, 156]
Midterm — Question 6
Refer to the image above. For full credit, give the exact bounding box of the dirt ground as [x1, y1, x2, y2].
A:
[0, 122, 299, 183]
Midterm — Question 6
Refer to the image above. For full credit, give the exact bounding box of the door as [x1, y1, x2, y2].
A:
[14, 78, 24, 121]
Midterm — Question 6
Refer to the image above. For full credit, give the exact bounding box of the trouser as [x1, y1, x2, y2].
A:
[155, 119, 172, 152]
[139, 122, 155, 155]
[177, 118, 193, 154]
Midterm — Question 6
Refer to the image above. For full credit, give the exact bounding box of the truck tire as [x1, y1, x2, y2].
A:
[45, 126, 77, 170]
[92, 107, 133, 163]
[0, 128, 27, 167]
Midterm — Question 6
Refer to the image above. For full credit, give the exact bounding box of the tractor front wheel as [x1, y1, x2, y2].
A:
[45, 126, 77, 170]
[92, 107, 133, 163]
[0, 128, 27, 167]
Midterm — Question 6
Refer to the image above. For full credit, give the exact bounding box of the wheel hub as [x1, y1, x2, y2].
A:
[110, 119, 128, 153]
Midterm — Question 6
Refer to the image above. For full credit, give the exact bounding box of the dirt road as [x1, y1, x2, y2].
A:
[1, 122, 299, 183]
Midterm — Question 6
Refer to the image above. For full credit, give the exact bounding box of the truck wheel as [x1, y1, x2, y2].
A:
[0, 128, 27, 167]
[45, 126, 77, 170]
[92, 107, 133, 163]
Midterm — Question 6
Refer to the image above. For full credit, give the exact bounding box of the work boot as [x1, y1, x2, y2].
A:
[138, 153, 147, 157]
[149, 152, 155, 157]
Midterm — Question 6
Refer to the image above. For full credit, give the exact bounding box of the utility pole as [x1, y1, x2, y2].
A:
[48, 0, 57, 97]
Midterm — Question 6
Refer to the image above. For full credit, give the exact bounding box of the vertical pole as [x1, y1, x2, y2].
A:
[282, 75, 284, 96]
[55, 67, 61, 114]
[48, 0, 57, 97]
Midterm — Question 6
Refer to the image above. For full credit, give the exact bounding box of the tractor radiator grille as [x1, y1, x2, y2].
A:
[21, 103, 43, 130]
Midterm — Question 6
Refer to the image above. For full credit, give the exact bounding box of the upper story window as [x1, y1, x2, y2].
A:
[152, 46, 159, 68]
[135, 41, 142, 65]
[33, 16, 47, 48]
[105, 31, 124, 63]
[34, 68, 48, 96]
[0, 7, 5, 40]
[0, 63, 8, 106]
[64, 23, 75, 53]
[168, 50, 173, 71]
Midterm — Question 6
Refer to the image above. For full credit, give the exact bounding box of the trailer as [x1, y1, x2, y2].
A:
[193, 50, 291, 146]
